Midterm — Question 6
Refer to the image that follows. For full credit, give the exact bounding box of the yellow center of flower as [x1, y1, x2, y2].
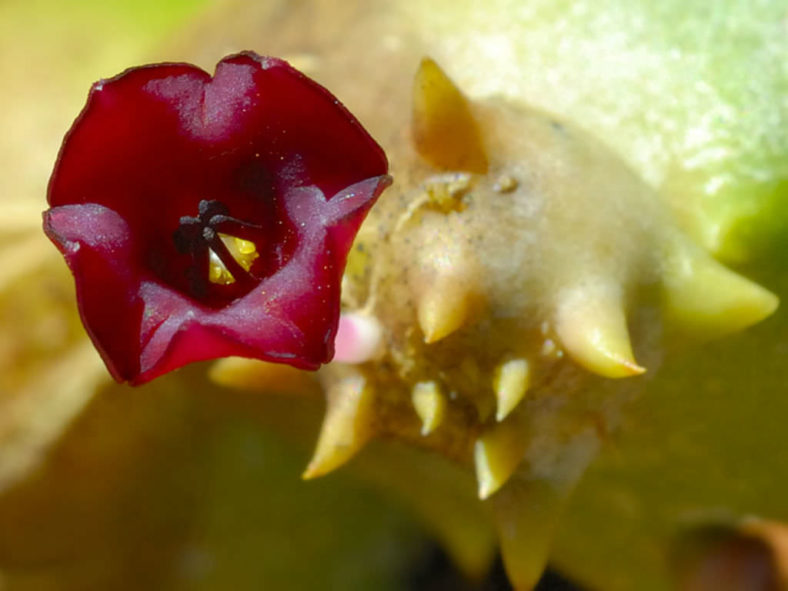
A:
[208, 234, 259, 285]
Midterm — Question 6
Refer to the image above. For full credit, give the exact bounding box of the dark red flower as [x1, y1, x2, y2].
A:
[44, 51, 390, 385]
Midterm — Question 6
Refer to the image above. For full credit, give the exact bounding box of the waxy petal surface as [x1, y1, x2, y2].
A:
[45, 52, 390, 384]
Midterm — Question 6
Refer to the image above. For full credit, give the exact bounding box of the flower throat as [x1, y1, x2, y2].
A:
[173, 199, 261, 298]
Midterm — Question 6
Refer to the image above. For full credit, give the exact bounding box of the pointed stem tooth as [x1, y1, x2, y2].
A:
[491, 476, 575, 591]
[491, 428, 599, 590]
[411, 381, 447, 435]
[474, 418, 528, 500]
[555, 284, 645, 378]
[662, 245, 778, 339]
[412, 57, 488, 173]
[494, 359, 531, 422]
[412, 226, 480, 345]
[418, 276, 472, 344]
[302, 374, 375, 480]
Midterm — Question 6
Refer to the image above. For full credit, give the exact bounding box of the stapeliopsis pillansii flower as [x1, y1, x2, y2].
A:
[44, 52, 390, 385]
[36, 3, 788, 586]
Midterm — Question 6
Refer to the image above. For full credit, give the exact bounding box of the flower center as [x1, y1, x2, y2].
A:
[173, 199, 262, 298]
[208, 234, 259, 285]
